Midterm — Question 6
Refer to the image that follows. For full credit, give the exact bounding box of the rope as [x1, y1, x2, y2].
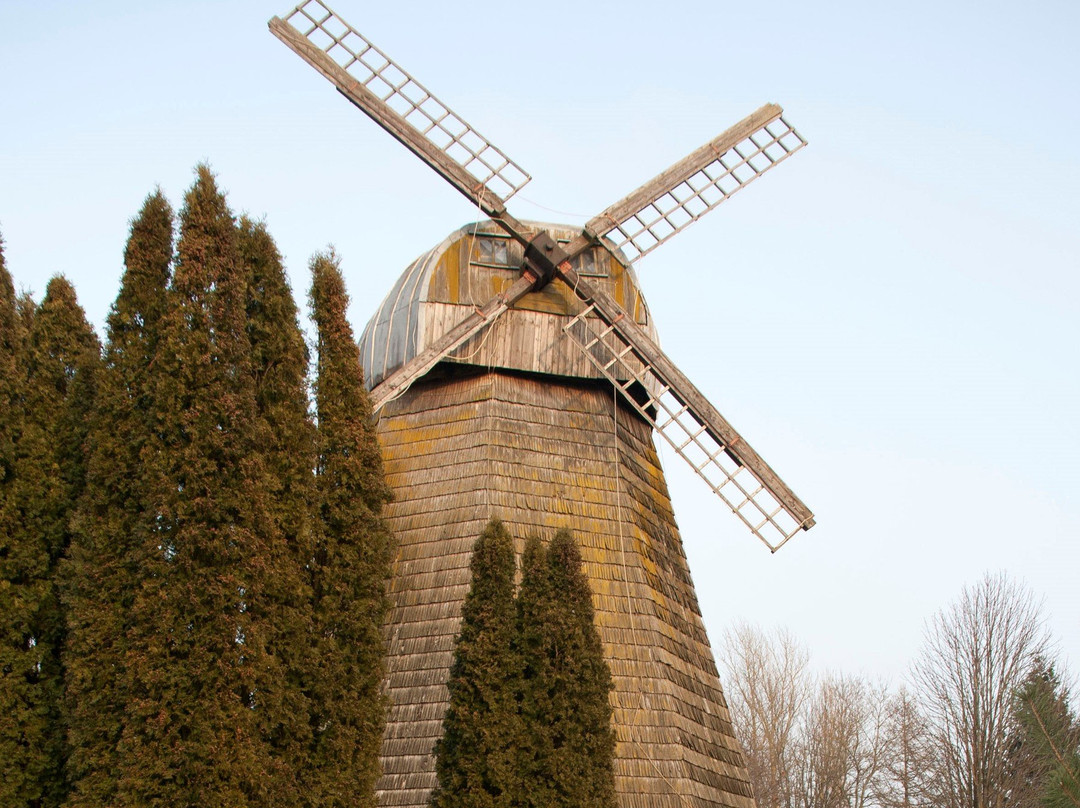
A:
[514, 193, 589, 222]
[450, 306, 505, 362]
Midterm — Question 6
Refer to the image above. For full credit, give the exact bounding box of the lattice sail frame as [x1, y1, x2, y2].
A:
[563, 305, 809, 551]
[590, 113, 806, 263]
[278, 0, 530, 201]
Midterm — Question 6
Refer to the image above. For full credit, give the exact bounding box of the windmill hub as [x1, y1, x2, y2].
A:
[523, 231, 569, 289]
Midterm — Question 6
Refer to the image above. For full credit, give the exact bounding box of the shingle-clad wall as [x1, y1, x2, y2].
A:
[373, 369, 754, 808]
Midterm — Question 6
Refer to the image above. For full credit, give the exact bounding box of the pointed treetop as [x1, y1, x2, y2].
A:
[520, 534, 546, 586]
[28, 275, 102, 474]
[548, 528, 587, 591]
[108, 190, 173, 350]
[174, 164, 238, 296]
[38, 274, 81, 315]
[310, 249, 391, 511]
[463, 519, 516, 621]
[30, 276, 101, 386]
[240, 215, 309, 397]
[309, 248, 354, 351]
[0, 228, 13, 318]
[310, 248, 346, 309]
[122, 190, 173, 284]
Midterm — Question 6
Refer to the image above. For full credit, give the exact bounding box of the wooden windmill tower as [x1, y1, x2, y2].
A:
[271, 3, 816, 807]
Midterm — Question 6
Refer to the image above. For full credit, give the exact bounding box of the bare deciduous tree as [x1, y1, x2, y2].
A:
[912, 572, 1049, 808]
[877, 686, 934, 808]
[722, 623, 811, 808]
[793, 674, 892, 808]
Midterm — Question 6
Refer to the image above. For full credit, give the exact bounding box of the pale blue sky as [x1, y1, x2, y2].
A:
[2, 0, 1078, 681]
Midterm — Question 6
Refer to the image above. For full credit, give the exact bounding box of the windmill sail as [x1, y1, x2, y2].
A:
[585, 105, 806, 263]
[561, 282, 814, 552]
[270, 1, 530, 212]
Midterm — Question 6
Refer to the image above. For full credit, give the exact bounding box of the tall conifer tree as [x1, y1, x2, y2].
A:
[0, 233, 32, 808]
[0, 233, 19, 566]
[240, 216, 314, 548]
[238, 216, 317, 801]
[2, 273, 100, 808]
[517, 529, 616, 808]
[1013, 661, 1080, 808]
[63, 191, 174, 808]
[308, 251, 394, 807]
[0, 231, 18, 484]
[115, 166, 285, 807]
[513, 534, 555, 806]
[431, 519, 519, 808]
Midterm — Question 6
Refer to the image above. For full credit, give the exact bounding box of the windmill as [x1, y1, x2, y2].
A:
[271, 3, 815, 806]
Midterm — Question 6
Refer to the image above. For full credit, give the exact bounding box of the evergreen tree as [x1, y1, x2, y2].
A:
[115, 166, 290, 807]
[431, 519, 518, 808]
[64, 190, 173, 808]
[240, 216, 314, 550]
[2, 272, 100, 808]
[517, 529, 616, 808]
[238, 216, 317, 803]
[1013, 660, 1080, 808]
[308, 250, 394, 808]
[0, 230, 18, 482]
[513, 533, 555, 806]
[0, 233, 32, 808]
[0, 232, 21, 590]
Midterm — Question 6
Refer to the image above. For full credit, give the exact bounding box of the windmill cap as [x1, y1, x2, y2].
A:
[358, 221, 657, 390]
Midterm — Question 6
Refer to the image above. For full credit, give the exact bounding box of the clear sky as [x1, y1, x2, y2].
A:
[2, 0, 1078, 683]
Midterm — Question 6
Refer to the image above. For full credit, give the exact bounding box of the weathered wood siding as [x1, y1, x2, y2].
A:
[358, 222, 655, 390]
[374, 369, 754, 808]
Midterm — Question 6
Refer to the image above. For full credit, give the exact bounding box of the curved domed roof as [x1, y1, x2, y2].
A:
[359, 221, 657, 390]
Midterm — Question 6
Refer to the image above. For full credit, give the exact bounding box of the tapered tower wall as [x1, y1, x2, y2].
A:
[373, 368, 754, 808]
